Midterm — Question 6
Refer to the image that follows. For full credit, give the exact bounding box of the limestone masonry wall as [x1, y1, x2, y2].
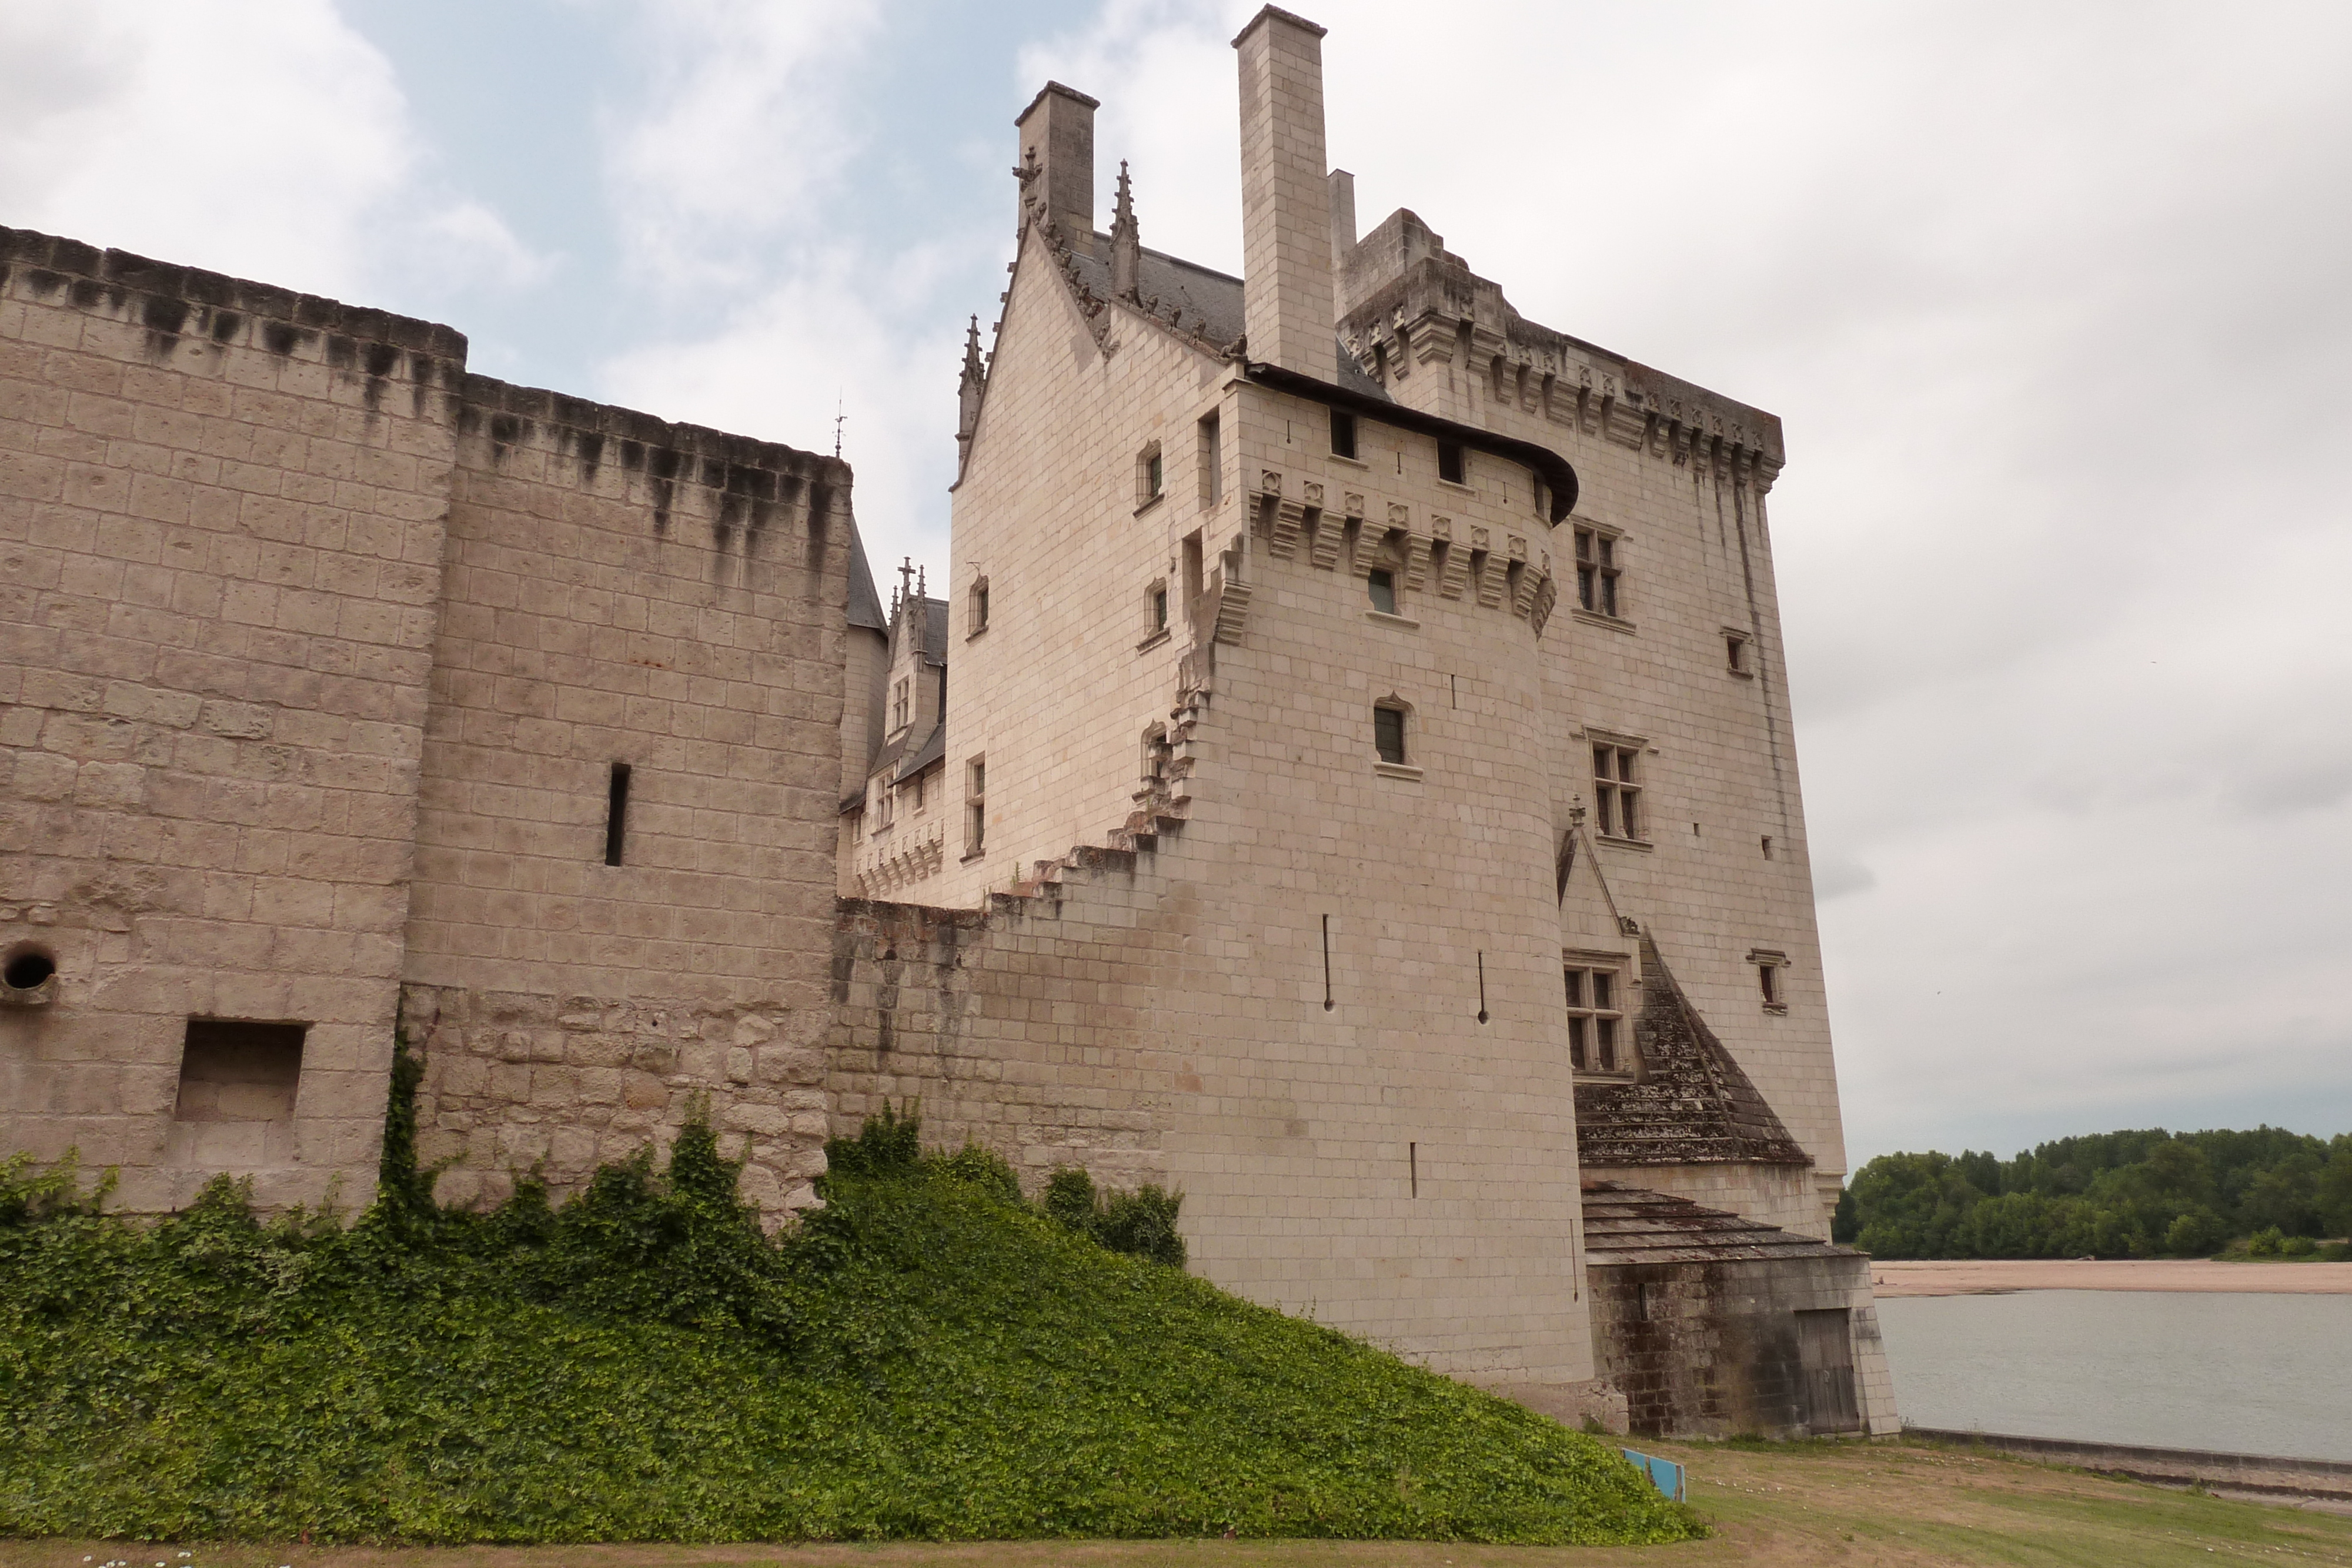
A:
[401, 379, 851, 1215]
[0, 229, 463, 1212]
[0, 225, 853, 1220]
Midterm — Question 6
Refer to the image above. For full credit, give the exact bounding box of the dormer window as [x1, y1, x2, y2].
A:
[892, 678, 910, 731]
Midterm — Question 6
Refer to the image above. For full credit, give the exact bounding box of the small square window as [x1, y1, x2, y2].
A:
[1436, 439, 1465, 485]
[1367, 568, 1396, 615]
[1374, 705, 1407, 765]
[176, 1019, 306, 1124]
[1330, 408, 1358, 460]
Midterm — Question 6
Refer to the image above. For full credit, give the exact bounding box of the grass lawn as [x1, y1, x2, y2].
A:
[6, 1437, 2348, 1568]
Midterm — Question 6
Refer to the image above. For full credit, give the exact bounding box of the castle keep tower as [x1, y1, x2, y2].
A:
[830, 5, 1895, 1431]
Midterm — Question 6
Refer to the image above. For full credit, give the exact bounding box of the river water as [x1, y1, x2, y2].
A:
[1876, 1290, 2352, 1463]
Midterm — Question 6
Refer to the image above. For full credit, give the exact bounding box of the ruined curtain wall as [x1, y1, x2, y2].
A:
[400, 381, 850, 1216]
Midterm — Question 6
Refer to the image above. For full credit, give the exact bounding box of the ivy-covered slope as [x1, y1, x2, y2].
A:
[0, 1093, 1695, 1547]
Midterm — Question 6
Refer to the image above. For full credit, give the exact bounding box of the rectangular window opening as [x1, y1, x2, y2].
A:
[1330, 407, 1358, 460]
[1374, 706, 1406, 765]
[1181, 531, 1204, 625]
[1592, 743, 1643, 841]
[175, 1018, 306, 1126]
[965, 757, 986, 857]
[1726, 633, 1748, 673]
[1197, 412, 1222, 504]
[1367, 567, 1396, 616]
[1152, 586, 1168, 631]
[1436, 439, 1465, 486]
[604, 763, 632, 865]
[1575, 527, 1624, 617]
[1564, 958, 1628, 1075]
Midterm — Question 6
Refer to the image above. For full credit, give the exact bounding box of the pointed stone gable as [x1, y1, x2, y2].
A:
[1575, 932, 1812, 1168]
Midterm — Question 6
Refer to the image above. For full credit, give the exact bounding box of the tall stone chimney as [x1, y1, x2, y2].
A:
[1015, 82, 1100, 255]
[1234, 6, 1335, 382]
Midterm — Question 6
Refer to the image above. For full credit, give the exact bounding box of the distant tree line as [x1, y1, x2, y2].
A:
[1833, 1128, 2352, 1259]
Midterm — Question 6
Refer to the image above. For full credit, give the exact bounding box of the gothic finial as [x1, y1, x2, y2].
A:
[962, 315, 984, 377]
[1110, 158, 1142, 302]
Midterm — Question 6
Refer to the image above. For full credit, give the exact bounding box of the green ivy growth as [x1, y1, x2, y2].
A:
[0, 1061, 1696, 1547]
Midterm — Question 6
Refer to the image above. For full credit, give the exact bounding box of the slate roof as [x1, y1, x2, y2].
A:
[1067, 237, 1391, 402]
[896, 717, 946, 782]
[1575, 932, 1813, 1169]
[846, 523, 886, 631]
[1581, 1181, 1856, 1267]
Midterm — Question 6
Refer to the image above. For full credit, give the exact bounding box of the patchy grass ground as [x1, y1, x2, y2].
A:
[7, 1436, 2349, 1567]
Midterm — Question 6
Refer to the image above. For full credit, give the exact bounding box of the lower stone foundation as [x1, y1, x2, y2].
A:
[400, 983, 830, 1216]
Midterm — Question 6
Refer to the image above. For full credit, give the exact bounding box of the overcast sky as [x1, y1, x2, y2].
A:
[6, 1, 2348, 1169]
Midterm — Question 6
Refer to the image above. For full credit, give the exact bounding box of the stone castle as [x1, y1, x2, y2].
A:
[0, 9, 1893, 1439]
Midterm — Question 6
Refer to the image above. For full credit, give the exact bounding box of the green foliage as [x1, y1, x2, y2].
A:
[821, 1100, 922, 1178]
[0, 1101, 1693, 1547]
[1040, 1166, 1187, 1268]
[1843, 1126, 2352, 1259]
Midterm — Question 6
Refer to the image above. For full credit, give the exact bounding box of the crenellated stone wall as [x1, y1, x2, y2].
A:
[399, 377, 851, 1216]
[0, 228, 463, 1213]
[1, 225, 854, 1221]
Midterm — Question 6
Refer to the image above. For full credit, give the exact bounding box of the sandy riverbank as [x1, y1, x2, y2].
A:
[1870, 1258, 2352, 1296]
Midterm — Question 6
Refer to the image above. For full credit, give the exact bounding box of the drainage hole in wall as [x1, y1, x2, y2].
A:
[4, 950, 56, 989]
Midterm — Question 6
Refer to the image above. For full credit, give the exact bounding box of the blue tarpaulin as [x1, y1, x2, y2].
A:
[1621, 1447, 1686, 1502]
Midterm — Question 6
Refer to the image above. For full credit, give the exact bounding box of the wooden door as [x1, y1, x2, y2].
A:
[1797, 1307, 1860, 1433]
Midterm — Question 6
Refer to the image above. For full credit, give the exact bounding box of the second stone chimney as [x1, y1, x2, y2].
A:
[1234, 6, 1335, 382]
[1015, 82, 1100, 255]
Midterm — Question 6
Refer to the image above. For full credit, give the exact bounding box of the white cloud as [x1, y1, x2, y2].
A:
[596, 238, 968, 576]
[600, 0, 884, 295]
[0, 1, 549, 309]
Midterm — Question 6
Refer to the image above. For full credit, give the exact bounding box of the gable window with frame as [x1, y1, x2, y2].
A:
[1575, 527, 1623, 618]
[1564, 955, 1628, 1073]
[1592, 739, 1645, 842]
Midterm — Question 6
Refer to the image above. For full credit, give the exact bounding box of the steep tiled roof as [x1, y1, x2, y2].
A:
[1575, 931, 1812, 1168]
[1581, 1181, 1853, 1266]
